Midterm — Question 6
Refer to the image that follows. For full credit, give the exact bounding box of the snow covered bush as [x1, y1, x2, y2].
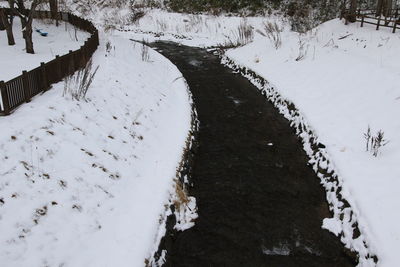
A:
[295, 36, 308, 61]
[63, 59, 99, 101]
[141, 41, 150, 61]
[223, 19, 254, 48]
[364, 126, 389, 157]
[130, 9, 146, 25]
[288, 3, 314, 33]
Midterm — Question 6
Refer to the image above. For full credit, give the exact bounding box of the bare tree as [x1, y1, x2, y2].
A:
[0, 10, 5, 30]
[376, 0, 384, 16]
[0, 8, 15, 45]
[383, 0, 393, 17]
[49, 0, 58, 26]
[348, 0, 358, 22]
[8, 0, 44, 54]
[376, 0, 393, 16]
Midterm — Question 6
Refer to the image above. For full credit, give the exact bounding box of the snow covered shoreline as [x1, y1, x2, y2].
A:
[0, 33, 194, 266]
[220, 55, 375, 266]
[223, 19, 400, 267]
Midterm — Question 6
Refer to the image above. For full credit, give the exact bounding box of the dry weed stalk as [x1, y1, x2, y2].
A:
[257, 21, 282, 49]
[63, 60, 99, 101]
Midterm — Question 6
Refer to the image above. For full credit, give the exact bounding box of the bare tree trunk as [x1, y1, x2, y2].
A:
[383, 0, 393, 17]
[49, 0, 58, 26]
[20, 13, 34, 54]
[377, 0, 384, 16]
[348, 0, 358, 23]
[0, 11, 5, 30]
[24, 19, 34, 53]
[0, 8, 15, 45]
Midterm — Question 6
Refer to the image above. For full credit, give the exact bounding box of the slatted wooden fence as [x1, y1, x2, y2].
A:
[342, 8, 400, 33]
[0, 9, 99, 115]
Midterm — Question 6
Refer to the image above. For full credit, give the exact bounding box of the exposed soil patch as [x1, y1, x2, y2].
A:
[150, 41, 356, 267]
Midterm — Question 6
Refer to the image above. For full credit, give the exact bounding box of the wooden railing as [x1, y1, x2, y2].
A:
[342, 8, 400, 33]
[0, 10, 99, 115]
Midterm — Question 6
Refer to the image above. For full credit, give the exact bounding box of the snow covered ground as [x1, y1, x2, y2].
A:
[0, 29, 192, 266]
[2, 6, 399, 267]
[121, 10, 400, 267]
[0, 19, 89, 82]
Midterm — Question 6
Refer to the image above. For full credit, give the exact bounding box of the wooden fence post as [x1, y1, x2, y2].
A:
[82, 42, 88, 65]
[22, 70, 31, 102]
[69, 50, 75, 75]
[55, 55, 62, 81]
[394, 20, 397, 33]
[376, 15, 381, 30]
[95, 30, 99, 46]
[40, 62, 48, 91]
[0, 81, 10, 115]
[361, 14, 364, 27]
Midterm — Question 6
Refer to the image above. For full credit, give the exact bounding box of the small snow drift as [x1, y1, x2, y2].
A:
[0, 36, 192, 267]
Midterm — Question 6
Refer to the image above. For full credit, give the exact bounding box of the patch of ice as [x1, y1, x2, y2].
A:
[262, 244, 290, 256]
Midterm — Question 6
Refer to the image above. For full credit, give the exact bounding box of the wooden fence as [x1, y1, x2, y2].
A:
[342, 8, 400, 33]
[0, 9, 99, 115]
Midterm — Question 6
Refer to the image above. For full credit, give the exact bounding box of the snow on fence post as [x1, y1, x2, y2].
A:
[0, 81, 10, 115]
[22, 71, 31, 103]
[40, 62, 48, 91]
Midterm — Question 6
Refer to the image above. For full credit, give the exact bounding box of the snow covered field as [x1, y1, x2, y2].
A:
[0, 31, 192, 266]
[0, 19, 89, 82]
[121, 10, 400, 267]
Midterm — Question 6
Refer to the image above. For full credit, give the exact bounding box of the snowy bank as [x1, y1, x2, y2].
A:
[225, 19, 400, 267]
[0, 35, 192, 266]
[119, 9, 271, 47]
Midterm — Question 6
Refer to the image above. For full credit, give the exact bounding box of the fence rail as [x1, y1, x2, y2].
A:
[342, 8, 400, 33]
[0, 9, 99, 115]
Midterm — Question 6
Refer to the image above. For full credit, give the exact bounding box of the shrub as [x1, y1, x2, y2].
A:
[256, 21, 282, 49]
[222, 19, 254, 48]
[295, 37, 308, 61]
[141, 41, 150, 62]
[364, 126, 389, 157]
[63, 60, 99, 101]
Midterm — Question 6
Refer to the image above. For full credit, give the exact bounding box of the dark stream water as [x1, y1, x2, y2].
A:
[150, 42, 355, 267]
